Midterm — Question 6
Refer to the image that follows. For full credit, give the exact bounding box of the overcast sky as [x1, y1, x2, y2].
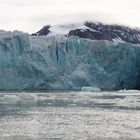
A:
[0, 0, 140, 33]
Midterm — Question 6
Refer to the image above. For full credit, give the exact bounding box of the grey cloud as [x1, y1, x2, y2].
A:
[0, 0, 139, 33]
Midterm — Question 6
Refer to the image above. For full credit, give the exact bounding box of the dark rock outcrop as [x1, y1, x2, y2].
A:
[31, 25, 51, 36]
[69, 22, 140, 44]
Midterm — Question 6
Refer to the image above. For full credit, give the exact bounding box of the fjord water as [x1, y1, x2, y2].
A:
[0, 91, 140, 140]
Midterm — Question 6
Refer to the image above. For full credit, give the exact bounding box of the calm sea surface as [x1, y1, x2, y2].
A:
[0, 90, 140, 140]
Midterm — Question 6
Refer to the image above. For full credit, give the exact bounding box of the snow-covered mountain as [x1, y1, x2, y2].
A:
[32, 21, 140, 44]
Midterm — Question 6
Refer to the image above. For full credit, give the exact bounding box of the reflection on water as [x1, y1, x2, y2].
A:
[0, 91, 140, 140]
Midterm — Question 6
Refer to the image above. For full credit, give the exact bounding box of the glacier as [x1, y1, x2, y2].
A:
[0, 30, 140, 90]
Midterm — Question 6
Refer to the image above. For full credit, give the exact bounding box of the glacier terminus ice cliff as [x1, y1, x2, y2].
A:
[0, 27, 140, 91]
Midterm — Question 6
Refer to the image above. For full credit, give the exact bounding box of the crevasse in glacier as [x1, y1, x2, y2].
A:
[0, 30, 140, 90]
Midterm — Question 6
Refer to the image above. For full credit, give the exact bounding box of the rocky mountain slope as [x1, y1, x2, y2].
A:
[32, 21, 140, 44]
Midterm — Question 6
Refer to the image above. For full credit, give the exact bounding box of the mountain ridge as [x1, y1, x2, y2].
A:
[32, 21, 140, 44]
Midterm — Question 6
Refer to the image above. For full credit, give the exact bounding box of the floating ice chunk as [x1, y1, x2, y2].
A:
[1, 95, 20, 104]
[81, 86, 101, 92]
[116, 95, 140, 108]
[118, 89, 140, 94]
[38, 96, 47, 102]
[19, 94, 38, 104]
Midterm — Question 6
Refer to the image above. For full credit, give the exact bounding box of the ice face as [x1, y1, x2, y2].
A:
[0, 31, 140, 90]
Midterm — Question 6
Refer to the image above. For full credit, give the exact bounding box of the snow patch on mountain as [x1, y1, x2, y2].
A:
[48, 23, 93, 35]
